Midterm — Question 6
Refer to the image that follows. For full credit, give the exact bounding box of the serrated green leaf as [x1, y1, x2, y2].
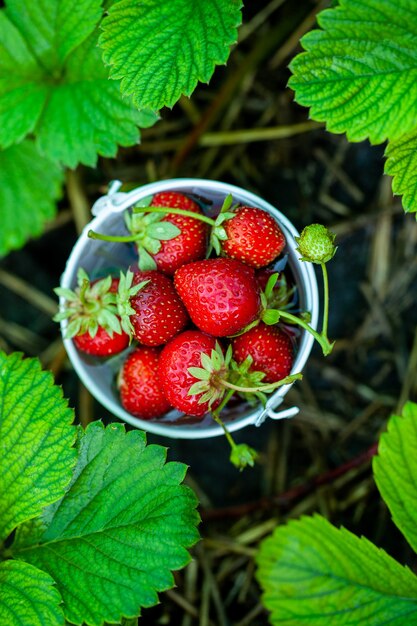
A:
[256, 514, 417, 625]
[5, 0, 102, 69]
[0, 12, 47, 148]
[0, 141, 63, 257]
[0, 352, 76, 542]
[289, 0, 417, 144]
[100, 0, 242, 110]
[0, 561, 64, 626]
[385, 130, 417, 215]
[15, 422, 200, 626]
[373, 402, 417, 553]
[35, 32, 143, 167]
[0, 4, 146, 167]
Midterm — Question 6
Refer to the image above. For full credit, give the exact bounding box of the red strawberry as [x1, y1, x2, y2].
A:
[118, 346, 172, 419]
[128, 270, 189, 346]
[149, 192, 208, 274]
[54, 269, 130, 357]
[124, 191, 208, 274]
[73, 325, 129, 357]
[217, 206, 286, 268]
[159, 330, 225, 417]
[231, 322, 294, 383]
[174, 258, 260, 337]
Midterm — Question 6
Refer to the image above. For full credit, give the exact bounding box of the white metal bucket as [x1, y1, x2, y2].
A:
[59, 178, 319, 438]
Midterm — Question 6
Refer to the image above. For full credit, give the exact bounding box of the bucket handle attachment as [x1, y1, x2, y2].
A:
[253, 399, 299, 427]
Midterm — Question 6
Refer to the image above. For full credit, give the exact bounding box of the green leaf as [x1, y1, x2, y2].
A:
[16, 422, 200, 626]
[385, 130, 417, 215]
[0, 561, 64, 626]
[289, 0, 417, 144]
[34, 32, 144, 168]
[256, 514, 417, 625]
[0, 352, 76, 541]
[5, 0, 102, 69]
[0, 12, 48, 148]
[0, 3, 146, 167]
[100, 0, 243, 110]
[374, 402, 417, 553]
[0, 141, 64, 257]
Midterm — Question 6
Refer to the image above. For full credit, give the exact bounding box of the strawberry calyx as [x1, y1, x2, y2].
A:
[115, 269, 150, 336]
[88, 212, 182, 271]
[227, 272, 296, 337]
[125, 211, 181, 270]
[208, 194, 236, 256]
[229, 444, 259, 470]
[54, 268, 121, 339]
[187, 342, 232, 409]
[186, 342, 302, 470]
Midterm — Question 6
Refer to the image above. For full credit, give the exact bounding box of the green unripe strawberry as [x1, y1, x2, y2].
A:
[295, 224, 337, 264]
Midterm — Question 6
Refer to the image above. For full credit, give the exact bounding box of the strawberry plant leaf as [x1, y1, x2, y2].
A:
[0, 11, 48, 148]
[373, 402, 417, 552]
[0, 561, 64, 626]
[289, 0, 417, 144]
[0, 352, 76, 542]
[0, 2, 151, 167]
[99, 0, 243, 110]
[0, 141, 63, 257]
[256, 514, 417, 624]
[5, 0, 102, 69]
[34, 31, 145, 168]
[385, 130, 417, 215]
[15, 421, 200, 626]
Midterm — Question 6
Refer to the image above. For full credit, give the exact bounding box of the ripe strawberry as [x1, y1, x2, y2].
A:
[231, 322, 294, 383]
[159, 330, 225, 417]
[118, 346, 172, 419]
[174, 258, 261, 337]
[149, 192, 208, 274]
[54, 268, 130, 357]
[128, 270, 189, 346]
[215, 206, 286, 268]
[124, 191, 208, 274]
[73, 325, 129, 356]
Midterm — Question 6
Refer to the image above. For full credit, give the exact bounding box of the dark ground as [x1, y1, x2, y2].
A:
[1, 1, 417, 624]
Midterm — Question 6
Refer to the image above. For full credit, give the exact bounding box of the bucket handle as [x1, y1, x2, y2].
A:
[253, 402, 299, 427]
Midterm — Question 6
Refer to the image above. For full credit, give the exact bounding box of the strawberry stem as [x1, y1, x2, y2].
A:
[211, 393, 258, 471]
[88, 206, 216, 243]
[218, 372, 302, 393]
[88, 230, 141, 243]
[134, 206, 216, 226]
[276, 310, 334, 356]
[321, 261, 330, 340]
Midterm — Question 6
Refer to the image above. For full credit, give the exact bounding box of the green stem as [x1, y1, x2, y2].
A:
[277, 310, 333, 356]
[133, 206, 216, 226]
[219, 372, 302, 394]
[88, 230, 142, 243]
[321, 261, 330, 340]
[88, 206, 217, 243]
[211, 389, 237, 449]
